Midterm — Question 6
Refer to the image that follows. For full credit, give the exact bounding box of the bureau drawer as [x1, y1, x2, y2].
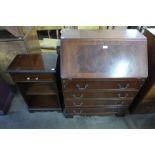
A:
[64, 99, 132, 107]
[62, 80, 144, 90]
[64, 91, 137, 99]
[12, 73, 55, 82]
[65, 107, 128, 116]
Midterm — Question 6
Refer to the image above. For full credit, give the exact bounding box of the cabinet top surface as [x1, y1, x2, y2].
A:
[147, 28, 155, 36]
[61, 29, 146, 40]
[7, 52, 57, 73]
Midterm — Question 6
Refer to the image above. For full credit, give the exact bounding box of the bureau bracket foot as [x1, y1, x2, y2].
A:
[64, 114, 74, 118]
[115, 113, 126, 117]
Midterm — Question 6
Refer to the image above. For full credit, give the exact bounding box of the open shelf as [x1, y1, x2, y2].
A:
[26, 95, 60, 110]
[26, 83, 57, 95]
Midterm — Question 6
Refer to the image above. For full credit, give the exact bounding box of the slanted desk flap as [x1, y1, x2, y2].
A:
[61, 39, 148, 79]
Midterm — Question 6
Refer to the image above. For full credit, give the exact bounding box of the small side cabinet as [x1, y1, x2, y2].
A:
[7, 52, 62, 112]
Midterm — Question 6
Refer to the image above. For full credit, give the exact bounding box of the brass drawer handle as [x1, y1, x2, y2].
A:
[76, 84, 88, 90]
[26, 77, 30, 80]
[73, 109, 83, 115]
[72, 94, 83, 99]
[118, 93, 128, 99]
[117, 101, 125, 105]
[118, 83, 129, 89]
[73, 102, 83, 107]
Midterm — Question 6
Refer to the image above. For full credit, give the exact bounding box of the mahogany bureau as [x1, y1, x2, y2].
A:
[7, 52, 61, 112]
[60, 29, 148, 117]
[130, 28, 155, 114]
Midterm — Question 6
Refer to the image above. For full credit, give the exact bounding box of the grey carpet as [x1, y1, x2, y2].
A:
[0, 92, 155, 129]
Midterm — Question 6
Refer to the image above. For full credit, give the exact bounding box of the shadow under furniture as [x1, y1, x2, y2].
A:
[0, 79, 14, 115]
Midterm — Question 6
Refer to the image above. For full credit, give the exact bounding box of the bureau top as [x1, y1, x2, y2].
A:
[61, 29, 146, 40]
[7, 52, 57, 73]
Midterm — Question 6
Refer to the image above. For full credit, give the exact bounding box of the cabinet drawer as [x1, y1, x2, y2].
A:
[64, 91, 137, 99]
[16, 82, 57, 95]
[65, 107, 128, 116]
[64, 99, 132, 107]
[62, 80, 143, 90]
[13, 73, 55, 82]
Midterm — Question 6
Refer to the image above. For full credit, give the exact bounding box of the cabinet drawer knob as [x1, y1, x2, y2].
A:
[102, 45, 108, 49]
[27, 77, 30, 80]
[76, 84, 88, 90]
[72, 94, 83, 99]
[73, 102, 83, 107]
[35, 77, 39, 80]
[51, 68, 55, 71]
[118, 83, 129, 89]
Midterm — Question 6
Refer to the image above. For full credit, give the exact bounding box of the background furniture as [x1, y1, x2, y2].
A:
[130, 28, 155, 114]
[7, 53, 61, 112]
[60, 29, 148, 117]
[0, 27, 27, 84]
[35, 26, 64, 53]
[0, 26, 41, 84]
[0, 79, 14, 115]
